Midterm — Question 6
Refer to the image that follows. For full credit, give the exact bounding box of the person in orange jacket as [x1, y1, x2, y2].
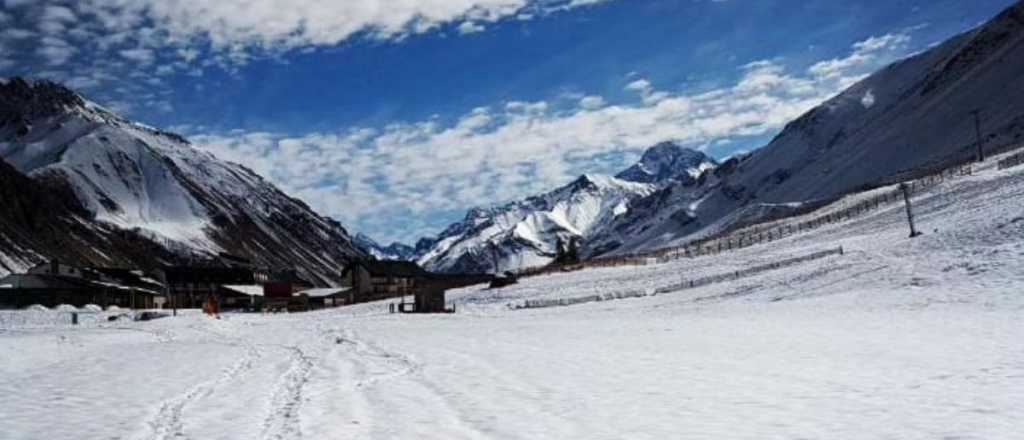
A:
[203, 294, 220, 318]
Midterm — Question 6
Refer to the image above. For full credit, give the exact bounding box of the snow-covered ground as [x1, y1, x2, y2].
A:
[2, 155, 1023, 439]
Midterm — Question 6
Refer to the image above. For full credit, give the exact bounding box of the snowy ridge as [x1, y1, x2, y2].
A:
[0, 78, 365, 283]
[415, 144, 715, 273]
[354, 233, 417, 261]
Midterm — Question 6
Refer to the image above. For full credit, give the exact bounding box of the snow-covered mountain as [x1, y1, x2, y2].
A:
[599, 1, 1024, 255]
[0, 154, 192, 276]
[0, 78, 365, 283]
[415, 143, 716, 273]
[615, 141, 717, 184]
[354, 233, 418, 261]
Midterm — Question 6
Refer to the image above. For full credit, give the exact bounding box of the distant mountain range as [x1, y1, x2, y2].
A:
[397, 142, 717, 273]
[4, 1, 1023, 279]
[0, 78, 365, 283]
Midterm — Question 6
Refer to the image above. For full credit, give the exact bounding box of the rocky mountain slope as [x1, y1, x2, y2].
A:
[413, 143, 716, 273]
[597, 1, 1024, 255]
[0, 155, 189, 275]
[0, 78, 365, 283]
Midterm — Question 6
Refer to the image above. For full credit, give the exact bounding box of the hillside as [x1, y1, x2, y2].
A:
[0, 78, 365, 283]
[601, 2, 1024, 254]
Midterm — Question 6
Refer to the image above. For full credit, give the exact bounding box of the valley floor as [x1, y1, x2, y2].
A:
[2, 159, 1023, 440]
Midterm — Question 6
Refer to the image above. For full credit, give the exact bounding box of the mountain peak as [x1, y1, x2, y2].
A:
[0, 77, 87, 119]
[616, 141, 717, 184]
[354, 233, 416, 261]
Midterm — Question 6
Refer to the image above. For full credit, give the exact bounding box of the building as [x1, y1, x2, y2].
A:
[158, 266, 263, 309]
[218, 284, 265, 311]
[296, 287, 352, 309]
[412, 283, 450, 313]
[0, 261, 158, 309]
[28, 260, 103, 279]
[341, 260, 431, 303]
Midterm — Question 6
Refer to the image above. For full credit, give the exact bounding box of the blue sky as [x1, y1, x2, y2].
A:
[0, 0, 1016, 245]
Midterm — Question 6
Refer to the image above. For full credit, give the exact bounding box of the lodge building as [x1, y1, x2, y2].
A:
[0, 261, 160, 309]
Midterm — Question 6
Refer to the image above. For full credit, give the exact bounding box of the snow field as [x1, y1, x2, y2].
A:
[1, 153, 1023, 439]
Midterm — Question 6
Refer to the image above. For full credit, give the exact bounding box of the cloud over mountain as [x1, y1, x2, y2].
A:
[191, 31, 915, 243]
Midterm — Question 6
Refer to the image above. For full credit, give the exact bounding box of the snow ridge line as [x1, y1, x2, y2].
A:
[516, 247, 844, 310]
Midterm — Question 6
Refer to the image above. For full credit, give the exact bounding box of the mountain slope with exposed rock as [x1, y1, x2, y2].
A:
[0, 78, 365, 283]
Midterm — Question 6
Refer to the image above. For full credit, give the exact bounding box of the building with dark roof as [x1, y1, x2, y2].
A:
[0, 269, 157, 309]
[341, 259, 432, 303]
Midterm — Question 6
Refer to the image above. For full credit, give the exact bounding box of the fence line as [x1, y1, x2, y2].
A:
[516, 246, 844, 310]
[653, 247, 843, 294]
[647, 162, 972, 263]
[998, 151, 1024, 170]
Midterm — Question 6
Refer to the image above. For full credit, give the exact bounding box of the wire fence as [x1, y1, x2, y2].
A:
[516, 246, 845, 310]
[998, 151, 1024, 170]
[650, 162, 974, 262]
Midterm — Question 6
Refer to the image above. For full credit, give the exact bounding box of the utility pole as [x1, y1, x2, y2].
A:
[900, 183, 921, 238]
[489, 241, 501, 275]
[971, 109, 985, 162]
[168, 282, 176, 316]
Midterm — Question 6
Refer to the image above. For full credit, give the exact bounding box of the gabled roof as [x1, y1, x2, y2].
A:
[345, 259, 431, 278]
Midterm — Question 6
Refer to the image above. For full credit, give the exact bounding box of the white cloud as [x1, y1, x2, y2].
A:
[37, 37, 77, 65]
[579, 95, 606, 110]
[458, 21, 487, 34]
[70, 0, 608, 54]
[119, 48, 155, 65]
[2, 0, 612, 113]
[809, 33, 910, 80]
[41, 5, 76, 23]
[625, 78, 669, 104]
[625, 78, 652, 93]
[192, 31, 911, 243]
[0, 28, 34, 39]
[3, 0, 34, 8]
